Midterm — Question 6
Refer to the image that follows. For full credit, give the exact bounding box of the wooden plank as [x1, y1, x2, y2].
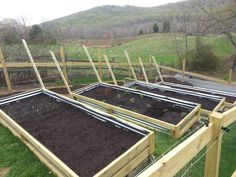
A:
[60, 46, 68, 82]
[152, 57, 164, 82]
[0, 48, 12, 91]
[22, 39, 45, 89]
[95, 135, 151, 177]
[124, 51, 137, 81]
[82, 45, 102, 82]
[0, 110, 78, 177]
[113, 148, 150, 177]
[50, 51, 73, 97]
[213, 98, 225, 112]
[204, 112, 224, 177]
[103, 54, 118, 85]
[222, 106, 236, 127]
[138, 124, 213, 177]
[139, 57, 149, 83]
[177, 105, 201, 138]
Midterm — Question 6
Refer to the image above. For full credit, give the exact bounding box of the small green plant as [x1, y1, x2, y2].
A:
[129, 98, 135, 103]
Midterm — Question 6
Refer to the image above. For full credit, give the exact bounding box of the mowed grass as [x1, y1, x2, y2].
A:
[0, 125, 55, 177]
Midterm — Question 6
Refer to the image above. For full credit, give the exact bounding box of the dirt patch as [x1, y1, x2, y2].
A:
[81, 86, 192, 125]
[131, 84, 220, 111]
[0, 167, 11, 177]
[157, 76, 193, 86]
[161, 83, 236, 104]
[49, 85, 86, 94]
[0, 94, 142, 177]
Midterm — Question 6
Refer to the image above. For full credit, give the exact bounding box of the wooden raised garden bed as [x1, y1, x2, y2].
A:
[124, 81, 225, 115]
[0, 89, 154, 177]
[161, 81, 236, 105]
[72, 82, 201, 138]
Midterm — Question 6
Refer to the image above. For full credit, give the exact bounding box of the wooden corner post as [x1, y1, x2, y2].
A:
[0, 48, 12, 91]
[50, 51, 73, 98]
[103, 54, 118, 85]
[22, 39, 45, 90]
[124, 51, 137, 81]
[204, 112, 223, 177]
[60, 46, 68, 82]
[139, 57, 149, 83]
[82, 45, 102, 83]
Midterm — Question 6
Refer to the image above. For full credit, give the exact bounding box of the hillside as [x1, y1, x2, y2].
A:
[42, 0, 235, 39]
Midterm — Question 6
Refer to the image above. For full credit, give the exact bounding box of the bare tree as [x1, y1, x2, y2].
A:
[197, 0, 236, 48]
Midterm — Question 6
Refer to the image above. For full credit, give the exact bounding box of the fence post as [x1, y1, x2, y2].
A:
[182, 59, 186, 81]
[228, 69, 232, 84]
[148, 56, 152, 79]
[0, 48, 12, 91]
[97, 48, 103, 80]
[60, 46, 68, 82]
[204, 112, 223, 177]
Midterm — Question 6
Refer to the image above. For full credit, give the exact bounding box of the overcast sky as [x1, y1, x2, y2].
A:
[1, 0, 184, 25]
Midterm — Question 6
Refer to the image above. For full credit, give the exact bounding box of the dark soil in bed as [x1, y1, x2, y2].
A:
[161, 83, 236, 104]
[0, 94, 143, 177]
[81, 86, 192, 125]
[131, 84, 220, 111]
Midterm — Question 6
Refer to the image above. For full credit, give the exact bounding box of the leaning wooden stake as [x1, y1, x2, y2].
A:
[0, 48, 12, 91]
[50, 51, 73, 98]
[124, 51, 137, 81]
[103, 54, 118, 85]
[139, 57, 149, 83]
[60, 46, 69, 82]
[152, 56, 164, 83]
[22, 39, 45, 89]
[82, 45, 102, 83]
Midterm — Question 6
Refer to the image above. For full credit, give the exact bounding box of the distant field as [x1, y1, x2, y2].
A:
[4, 33, 235, 65]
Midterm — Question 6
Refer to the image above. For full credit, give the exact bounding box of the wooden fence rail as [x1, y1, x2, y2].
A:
[0, 49, 235, 92]
[138, 106, 236, 177]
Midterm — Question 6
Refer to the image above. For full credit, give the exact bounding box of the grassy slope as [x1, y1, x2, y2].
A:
[71, 33, 235, 64]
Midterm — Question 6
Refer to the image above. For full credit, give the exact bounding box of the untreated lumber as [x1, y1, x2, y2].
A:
[103, 54, 118, 85]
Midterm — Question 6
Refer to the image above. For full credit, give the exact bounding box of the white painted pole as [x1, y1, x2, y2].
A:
[124, 51, 137, 81]
[50, 51, 73, 97]
[139, 57, 149, 83]
[103, 54, 118, 85]
[82, 45, 102, 83]
[22, 39, 45, 89]
[152, 56, 164, 83]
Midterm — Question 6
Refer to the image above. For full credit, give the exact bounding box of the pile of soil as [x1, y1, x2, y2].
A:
[131, 84, 220, 111]
[81, 86, 191, 125]
[0, 94, 142, 177]
[162, 83, 236, 104]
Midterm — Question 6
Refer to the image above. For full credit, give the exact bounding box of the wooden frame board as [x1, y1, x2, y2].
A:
[73, 82, 201, 138]
[0, 89, 155, 177]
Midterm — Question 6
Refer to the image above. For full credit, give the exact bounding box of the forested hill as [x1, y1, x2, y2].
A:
[42, 0, 235, 39]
